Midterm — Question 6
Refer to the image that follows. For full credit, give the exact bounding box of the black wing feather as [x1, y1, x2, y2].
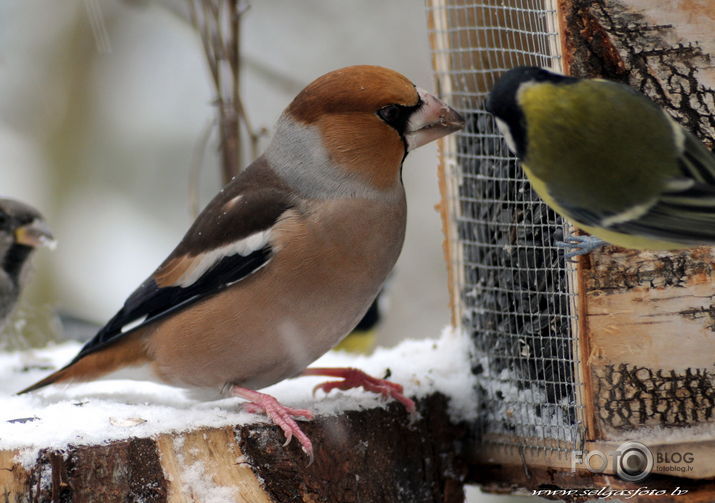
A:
[71, 157, 296, 363]
[72, 246, 272, 363]
[565, 181, 715, 246]
[609, 183, 715, 245]
[608, 130, 715, 244]
[678, 133, 715, 185]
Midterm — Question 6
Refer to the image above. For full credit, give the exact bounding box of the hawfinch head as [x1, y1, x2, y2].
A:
[282, 65, 464, 189]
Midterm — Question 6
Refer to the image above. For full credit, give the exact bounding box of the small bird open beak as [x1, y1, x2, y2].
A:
[405, 88, 465, 151]
[14, 220, 56, 249]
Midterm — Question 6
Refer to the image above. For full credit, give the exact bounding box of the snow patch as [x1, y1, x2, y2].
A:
[177, 456, 236, 503]
[0, 327, 477, 464]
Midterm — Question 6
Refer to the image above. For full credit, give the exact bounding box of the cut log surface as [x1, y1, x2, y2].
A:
[1, 395, 467, 503]
[583, 247, 715, 436]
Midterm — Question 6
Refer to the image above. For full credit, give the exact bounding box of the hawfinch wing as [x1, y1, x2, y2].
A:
[71, 184, 295, 363]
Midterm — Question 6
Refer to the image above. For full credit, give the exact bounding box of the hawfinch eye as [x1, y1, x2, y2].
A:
[377, 105, 402, 126]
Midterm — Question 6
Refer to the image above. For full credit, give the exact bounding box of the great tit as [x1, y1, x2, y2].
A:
[333, 295, 380, 354]
[486, 66, 715, 256]
[0, 198, 55, 333]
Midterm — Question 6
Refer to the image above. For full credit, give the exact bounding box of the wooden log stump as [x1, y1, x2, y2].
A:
[0, 394, 468, 503]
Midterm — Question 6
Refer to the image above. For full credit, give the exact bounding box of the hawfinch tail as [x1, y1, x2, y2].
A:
[21, 65, 464, 459]
[0, 198, 55, 334]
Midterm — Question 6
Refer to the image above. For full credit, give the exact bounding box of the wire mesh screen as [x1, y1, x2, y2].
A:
[426, 0, 583, 454]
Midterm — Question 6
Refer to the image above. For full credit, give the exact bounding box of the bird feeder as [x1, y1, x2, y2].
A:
[426, 0, 715, 499]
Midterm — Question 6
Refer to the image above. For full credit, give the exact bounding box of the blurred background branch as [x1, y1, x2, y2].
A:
[188, 0, 266, 190]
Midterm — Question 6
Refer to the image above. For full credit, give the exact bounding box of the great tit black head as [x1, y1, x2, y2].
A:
[486, 66, 578, 158]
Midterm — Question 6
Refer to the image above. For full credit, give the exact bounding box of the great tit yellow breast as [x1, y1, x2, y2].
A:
[522, 161, 690, 250]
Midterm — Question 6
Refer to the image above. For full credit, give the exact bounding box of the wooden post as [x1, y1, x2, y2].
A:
[560, 0, 715, 468]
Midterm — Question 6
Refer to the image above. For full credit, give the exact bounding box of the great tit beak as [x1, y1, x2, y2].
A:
[14, 219, 56, 249]
[405, 88, 464, 151]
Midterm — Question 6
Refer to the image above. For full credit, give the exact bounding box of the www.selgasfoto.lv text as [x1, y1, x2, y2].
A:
[532, 487, 688, 499]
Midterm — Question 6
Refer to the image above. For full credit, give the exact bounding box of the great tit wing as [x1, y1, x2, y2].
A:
[605, 183, 715, 244]
[604, 131, 715, 244]
[71, 187, 294, 363]
[554, 128, 715, 245]
[677, 130, 715, 185]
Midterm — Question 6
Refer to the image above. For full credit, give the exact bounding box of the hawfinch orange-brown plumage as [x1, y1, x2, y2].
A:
[21, 65, 464, 459]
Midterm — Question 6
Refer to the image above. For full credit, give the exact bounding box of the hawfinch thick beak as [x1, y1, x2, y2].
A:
[15, 220, 56, 249]
[405, 88, 464, 151]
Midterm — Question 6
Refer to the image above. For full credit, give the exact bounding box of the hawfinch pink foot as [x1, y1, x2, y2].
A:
[232, 386, 315, 462]
[304, 367, 416, 413]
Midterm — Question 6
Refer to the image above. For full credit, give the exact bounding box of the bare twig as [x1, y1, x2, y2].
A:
[188, 0, 265, 187]
[83, 0, 112, 54]
[229, 0, 241, 171]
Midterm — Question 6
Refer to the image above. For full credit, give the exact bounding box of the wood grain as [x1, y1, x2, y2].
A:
[0, 394, 467, 503]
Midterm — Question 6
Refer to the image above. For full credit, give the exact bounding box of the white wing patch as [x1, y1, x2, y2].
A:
[178, 230, 271, 288]
[667, 114, 686, 153]
[664, 178, 695, 192]
[222, 194, 244, 211]
[601, 198, 657, 227]
[121, 315, 148, 333]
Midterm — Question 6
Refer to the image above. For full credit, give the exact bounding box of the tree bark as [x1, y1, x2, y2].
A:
[1, 394, 468, 503]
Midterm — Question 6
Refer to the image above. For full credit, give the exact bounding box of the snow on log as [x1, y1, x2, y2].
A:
[0, 396, 465, 503]
[0, 330, 477, 502]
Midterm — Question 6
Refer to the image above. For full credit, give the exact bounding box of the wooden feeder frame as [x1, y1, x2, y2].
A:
[427, 0, 715, 500]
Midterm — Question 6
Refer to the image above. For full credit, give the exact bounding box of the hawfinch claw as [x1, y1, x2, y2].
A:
[233, 387, 315, 464]
[305, 367, 416, 413]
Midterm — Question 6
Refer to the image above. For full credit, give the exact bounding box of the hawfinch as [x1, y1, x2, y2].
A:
[0, 198, 54, 334]
[22, 65, 464, 459]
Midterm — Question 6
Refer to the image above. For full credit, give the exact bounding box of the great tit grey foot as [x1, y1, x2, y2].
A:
[555, 234, 606, 260]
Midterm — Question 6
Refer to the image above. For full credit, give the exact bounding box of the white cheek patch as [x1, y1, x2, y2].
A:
[178, 230, 271, 288]
[495, 117, 518, 154]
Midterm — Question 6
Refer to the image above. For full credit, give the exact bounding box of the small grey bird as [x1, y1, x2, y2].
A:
[0, 198, 55, 333]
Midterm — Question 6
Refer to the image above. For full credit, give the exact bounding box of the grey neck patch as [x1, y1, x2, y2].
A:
[265, 114, 403, 201]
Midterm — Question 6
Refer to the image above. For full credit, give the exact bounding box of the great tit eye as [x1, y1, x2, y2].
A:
[378, 105, 401, 125]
